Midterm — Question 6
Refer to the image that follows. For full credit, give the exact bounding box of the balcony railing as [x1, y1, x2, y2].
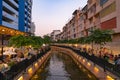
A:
[3, 11, 18, 23]
[3, 1, 18, 15]
[2, 21, 18, 30]
[9, 0, 18, 8]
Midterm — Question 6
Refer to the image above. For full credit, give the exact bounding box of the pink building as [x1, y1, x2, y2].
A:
[59, 0, 120, 54]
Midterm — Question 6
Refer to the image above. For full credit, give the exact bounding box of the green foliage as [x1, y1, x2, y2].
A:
[29, 36, 43, 48]
[9, 35, 27, 47]
[78, 37, 87, 44]
[43, 35, 51, 44]
[55, 29, 113, 47]
[9, 35, 44, 49]
[89, 29, 113, 45]
[56, 39, 68, 43]
[68, 39, 77, 44]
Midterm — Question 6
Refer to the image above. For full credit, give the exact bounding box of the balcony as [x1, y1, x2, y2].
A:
[28, 22, 31, 26]
[9, 0, 18, 8]
[3, 1, 18, 15]
[87, 0, 96, 9]
[25, 14, 27, 18]
[28, 17, 31, 21]
[25, 2, 27, 6]
[2, 11, 18, 23]
[86, 21, 94, 29]
[24, 20, 27, 24]
[95, 5, 102, 14]
[94, 19, 101, 27]
[2, 21, 18, 30]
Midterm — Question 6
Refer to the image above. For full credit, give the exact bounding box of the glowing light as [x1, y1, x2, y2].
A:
[10, 31, 13, 33]
[39, 59, 41, 62]
[35, 63, 38, 68]
[94, 67, 99, 72]
[87, 62, 91, 66]
[34, 75, 38, 78]
[75, 44, 78, 47]
[88, 74, 92, 78]
[83, 59, 85, 63]
[28, 68, 33, 74]
[2, 29, 5, 32]
[106, 75, 114, 80]
[18, 76, 23, 80]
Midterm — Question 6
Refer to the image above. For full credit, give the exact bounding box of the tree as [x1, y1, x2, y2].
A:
[30, 36, 44, 49]
[78, 37, 87, 44]
[89, 29, 113, 48]
[43, 35, 51, 44]
[9, 35, 44, 49]
[9, 35, 28, 48]
[68, 39, 77, 44]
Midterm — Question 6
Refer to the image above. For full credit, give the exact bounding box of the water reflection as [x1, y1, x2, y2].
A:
[31, 52, 97, 80]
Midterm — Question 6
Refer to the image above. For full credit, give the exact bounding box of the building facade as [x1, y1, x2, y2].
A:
[30, 22, 35, 36]
[51, 30, 61, 41]
[0, 0, 33, 36]
[0, 0, 33, 54]
[61, 0, 120, 39]
[59, 0, 120, 54]
[19, 0, 32, 33]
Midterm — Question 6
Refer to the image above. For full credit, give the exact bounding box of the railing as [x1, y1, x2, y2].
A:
[53, 45, 120, 78]
[3, 1, 18, 15]
[3, 46, 50, 80]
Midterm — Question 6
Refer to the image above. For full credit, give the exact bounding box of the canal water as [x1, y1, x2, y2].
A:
[31, 52, 98, 80]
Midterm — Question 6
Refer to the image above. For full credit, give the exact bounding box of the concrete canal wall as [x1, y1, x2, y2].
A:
[51, 46, 119, 80]
[15, 51, 51, 80]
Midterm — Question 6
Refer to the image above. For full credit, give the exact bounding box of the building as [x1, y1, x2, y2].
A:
[60, 0, 120, 54]
[19, 0, 32, 34]
[51, 30, 61, 41]
[86, 0, 120, 54]
[0, 0, 33, 54]
[30, 22, 35, 36]
[0, 0, 33, 36]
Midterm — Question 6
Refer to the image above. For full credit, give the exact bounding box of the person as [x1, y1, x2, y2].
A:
[114, 55, 118, 65]
[0, 72, 5, 80]
[116, 54, 120, 68]
[103, 54, 109, 62]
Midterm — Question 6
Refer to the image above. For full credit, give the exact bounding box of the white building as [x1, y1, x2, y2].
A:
[30, 22, 35, 36]
[51, 30, 61, 41]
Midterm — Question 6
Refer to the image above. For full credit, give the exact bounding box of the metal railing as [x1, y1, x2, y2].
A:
[53, 45, 120, 78]
[2, 46, 50, 80]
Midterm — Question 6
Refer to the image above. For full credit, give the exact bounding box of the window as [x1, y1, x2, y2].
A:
[100, 2, 116, 18]
[100, 0, 108, 6]
[88, 0, 92, 5]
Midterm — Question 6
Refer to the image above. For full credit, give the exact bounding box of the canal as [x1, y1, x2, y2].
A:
[31, 52, 98, 80]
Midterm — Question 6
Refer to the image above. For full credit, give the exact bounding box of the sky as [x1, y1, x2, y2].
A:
[32, 0, 87, 36]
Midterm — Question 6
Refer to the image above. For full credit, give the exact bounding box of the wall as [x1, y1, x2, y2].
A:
[51, 46, 119, 80]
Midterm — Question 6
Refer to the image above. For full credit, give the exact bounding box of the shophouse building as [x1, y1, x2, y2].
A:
[60, 0, 120, 54]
